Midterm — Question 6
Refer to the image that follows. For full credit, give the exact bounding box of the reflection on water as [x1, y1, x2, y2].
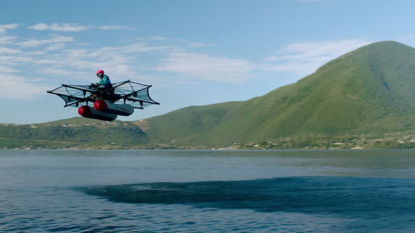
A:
[1, 150, 415, 232]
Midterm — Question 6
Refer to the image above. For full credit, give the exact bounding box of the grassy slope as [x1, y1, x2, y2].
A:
[144, 101, 241, 143]
[38, 117, 108, 126]
[0, 118, 149, 148]
[145, 41, 415, 146]
[2, 41, 415, 149]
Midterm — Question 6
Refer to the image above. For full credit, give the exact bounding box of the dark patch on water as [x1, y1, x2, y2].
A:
[82, 176, 415, 218]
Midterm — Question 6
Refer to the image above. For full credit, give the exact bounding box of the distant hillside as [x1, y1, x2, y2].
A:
[143, 41, 415, 146]
[0, 118, 149, 149]
[2, 41, 415, 149]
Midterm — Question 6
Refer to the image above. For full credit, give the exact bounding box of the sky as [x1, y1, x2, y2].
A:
[1, 0, 415, 124]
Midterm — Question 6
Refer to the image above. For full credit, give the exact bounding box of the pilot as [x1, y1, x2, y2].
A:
[95, 70, 113, 89]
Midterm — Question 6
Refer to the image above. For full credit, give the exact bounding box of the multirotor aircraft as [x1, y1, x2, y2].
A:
[47, 80, 159, 121]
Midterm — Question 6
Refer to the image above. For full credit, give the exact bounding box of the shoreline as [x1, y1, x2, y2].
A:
[2, 148, 415, 151]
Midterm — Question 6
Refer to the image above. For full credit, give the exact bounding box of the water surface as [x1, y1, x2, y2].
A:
[1, 150, 415, 232]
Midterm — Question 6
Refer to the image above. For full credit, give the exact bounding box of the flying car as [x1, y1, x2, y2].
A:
[47, 80, 159, 121]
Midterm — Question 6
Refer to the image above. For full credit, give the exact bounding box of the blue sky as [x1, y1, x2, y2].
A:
[1, 0, 415, 123]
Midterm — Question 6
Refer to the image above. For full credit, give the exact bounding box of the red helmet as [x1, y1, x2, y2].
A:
[96, 70, 104, 77]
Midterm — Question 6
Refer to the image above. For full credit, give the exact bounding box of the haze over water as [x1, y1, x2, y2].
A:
[1, 150, 415, 232]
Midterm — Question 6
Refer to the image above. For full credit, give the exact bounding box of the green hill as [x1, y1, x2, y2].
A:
[143, 41, 415, 146]
[2, 41, 415, 149]
[0, 118, 149, 149]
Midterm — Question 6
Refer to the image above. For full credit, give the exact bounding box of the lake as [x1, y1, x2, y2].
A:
[1, 150, 415, 232]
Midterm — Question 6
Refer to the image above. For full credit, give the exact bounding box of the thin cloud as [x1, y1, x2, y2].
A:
[0, 48, 21, 54]
[0, 74, 50, 99]
[0, 24, 19, 34]
[28, 23, 133, 32]
[157, 51, 256, 83]
[264, 39, 372, 76]
[99, 25, 132, 30]
[0, 65, 18, 73]
[189, 42, 214, 47]
[29, 42, 168, 83]
[45, 43, 67, 51]
[0, 30, 169, 100]
[146, 36, 167, 41]
[0, 23, 375, 101]
[28, 23, 90, 32]
[18, 35, 75, 48]
[0, 36, 17, 44]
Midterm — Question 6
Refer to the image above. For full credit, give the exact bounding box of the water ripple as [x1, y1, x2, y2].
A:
[80, 176, 415, 232]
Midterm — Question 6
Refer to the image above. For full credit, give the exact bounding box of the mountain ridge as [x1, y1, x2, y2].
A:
[143, 41, 415, 146]
[2, 40, 415, 149]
